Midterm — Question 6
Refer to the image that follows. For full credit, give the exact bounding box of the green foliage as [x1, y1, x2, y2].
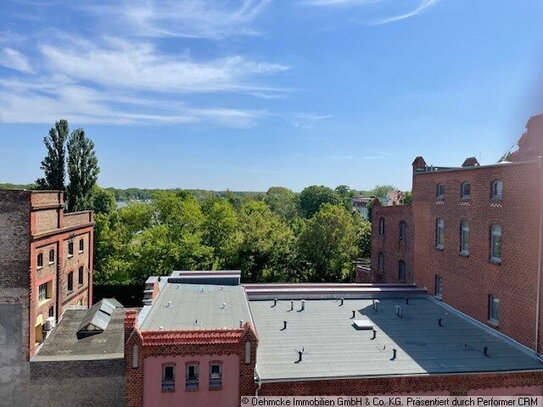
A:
[298, 185, 341, 218]
[67, 129, 100, 212]
[37, 119, 69, 190]
[298, 204, 358, 282]
[403, 191, 413, 205]
[91, 187, 116, 214]
[264, 186, 298, 220]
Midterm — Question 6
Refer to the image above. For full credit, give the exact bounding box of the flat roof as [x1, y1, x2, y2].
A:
[249, 297, 543, 382]
[139, 283, 253, 331]
[33, 308, 124, 362]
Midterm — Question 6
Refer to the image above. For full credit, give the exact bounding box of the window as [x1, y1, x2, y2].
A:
[37, 253, 43, 268]
[131, 345, 139, 369]
[488, 295, 500, 324]
[490, 224, 502, 263]
[162, 364, 176, 392]
[461, 182, 471, 199]
[378, 217, 385, 235]
[377, 252, 384, 271]
[436, 183, 445, 200]
[185, 363, 199, 391]
[244, 342, 252, 364]
[491, 180, 503, 200]
[78, 266, 84, 286]
[49, 249, 55, 263]
[79, 239, 84, 252]
[68, 242, 74, 256]
[435, 275, 443, 299]
[460, 221, 470, 256]
[435, 218, 444, 249]
[209, 362, 222, 390]
[38, 282, 50, 302]
[398, 260, 406, 282]
[67, 271, 74, 292]
[48, 306, 54, 317]
[399, 221, 407, 241]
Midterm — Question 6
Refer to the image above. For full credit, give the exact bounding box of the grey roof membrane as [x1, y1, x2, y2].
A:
[249, 297, 543, 382]
[33, 308, 125, 361]
[139, 283, 253, 331]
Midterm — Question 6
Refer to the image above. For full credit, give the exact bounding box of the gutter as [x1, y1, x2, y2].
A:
[536, 157, 543, 359]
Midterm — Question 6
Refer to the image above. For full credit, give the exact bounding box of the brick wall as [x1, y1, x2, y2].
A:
[411, 160, 543, 352]
[371, 203, 414, 284]
[258, 371, 543, 396]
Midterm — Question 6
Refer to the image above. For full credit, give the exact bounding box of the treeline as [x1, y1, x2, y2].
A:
[92, 185, 376, 285]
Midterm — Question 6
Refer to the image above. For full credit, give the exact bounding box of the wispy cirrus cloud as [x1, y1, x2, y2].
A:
[292, 113, 333, 129]
[83, 0, 272, 40]
[0, 47, 33, 73]
[371, 0, 440, 25]
[302, 0, 441, 25]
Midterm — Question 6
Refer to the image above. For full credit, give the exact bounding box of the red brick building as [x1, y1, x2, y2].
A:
[369, 115, 543, 356]
[0, 190, 94, 359]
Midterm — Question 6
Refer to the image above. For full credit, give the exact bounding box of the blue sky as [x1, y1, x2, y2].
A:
[1, 0, 543, 191]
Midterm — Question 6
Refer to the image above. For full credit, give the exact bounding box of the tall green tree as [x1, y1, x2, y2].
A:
[264, 186, 298, 220]
[67, 129, 100, 212]
[91, 186, 116, 214]
[298, 185, 341, 218]
[36, 119, 69, 190]
[203, 200, 242, 269]
[298, 203, 358, 282]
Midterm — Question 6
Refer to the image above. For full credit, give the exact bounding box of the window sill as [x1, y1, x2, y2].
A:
[435, 246, 444, 251]
[38, 298, 52, 307]
[78, 250, 84, 254]
[67, 254, 74, 259]
[459, 251, 469, 257]
[460, 197, 470, 201]
[487, 320, 499, 328]
[489, 258, 501, 265]
[37, 266, 44, 271]
[48, 261, 55, 266]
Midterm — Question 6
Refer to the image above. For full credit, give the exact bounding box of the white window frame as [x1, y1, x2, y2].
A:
[491, 180, 503, 201]
[435, 218, 444, 250]
[460, 220, 470, 256]
[490, 224, 502, 263]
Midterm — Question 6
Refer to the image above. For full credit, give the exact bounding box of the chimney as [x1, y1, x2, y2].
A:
[462, 157, 480, 167]
[124, 308, 139, 344]
[143, 276, 160, 306]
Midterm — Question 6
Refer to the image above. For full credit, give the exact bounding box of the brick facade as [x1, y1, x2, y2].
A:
[258, 371, 543, 396]
[124, 310, 258, 407]
[0, 190, 94, 359]
[369, 116, 543, 355]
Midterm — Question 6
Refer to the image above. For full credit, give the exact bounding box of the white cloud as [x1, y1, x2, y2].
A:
[292, 113, 333, 128]
[371, 0, 440, 25]
[38, 38, 288, 94]
[0, 48, 33, 73]
[84, 0, 271, 39]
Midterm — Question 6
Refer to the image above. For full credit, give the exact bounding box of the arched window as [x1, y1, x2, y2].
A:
[436, 183, 445, 200]
[435, 218, 444, 249]
[377, 252, 384, 270]
[399, 221, 407, 241]
[460, 220, 470, 255]
[461, 182, 471, 199]
[490, 224, 502, 262]
[398, 260, 406, 282]
[491, 180, 503, 200]
[378, 217, 385, 235]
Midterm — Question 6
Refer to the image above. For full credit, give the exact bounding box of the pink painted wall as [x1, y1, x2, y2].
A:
[143, 354, 240, 407]
[468, 385, 543, 396]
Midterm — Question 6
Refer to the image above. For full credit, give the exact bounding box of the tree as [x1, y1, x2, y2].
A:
[91, 187, 116, 214]
[353, 215, 372, 259]
[67, 129, 100, 212]
[203, 200, 242, 269]
[36, 120, 69, 190]
[298, 204, 358, 282]
[237, 201, 295, 283]
[298, 185, 341, 218]
[264, 187, 298, 219]
[335, 184, 356, 212]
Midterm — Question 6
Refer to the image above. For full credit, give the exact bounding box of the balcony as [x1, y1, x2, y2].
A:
[161, 379, 175, 393]
[185, 379, 199, 392]
[209, 378, 222, 390]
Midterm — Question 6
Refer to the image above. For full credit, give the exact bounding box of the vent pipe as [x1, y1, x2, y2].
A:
[371, 329, 377, 340]
[351, 310, 356, 319]
[300, 300, 305, 311]
[405, 297, 409, 305]
[272, 299, 277, 307]
[372, 300, 378, 312]
[281, 321, 287, 331]
[296, 351, 303, 363]
[339, 298, 344, 306]
[438, 318, 443, 327]
[239, 320, 243, 328]
[395, 306, 403, 318]
[290, 300, 294, 311]
[484, 346, 489, 357]
[392, 348, 397, 360]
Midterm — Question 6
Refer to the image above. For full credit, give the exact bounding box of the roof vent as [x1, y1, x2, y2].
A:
[221, 302, 227, 309]
[76, 298, 123, 339]
[372, 300, 379, 312]
[239, 320, 243, 328]
[395, 306, 403, 318]
[353, 317, 374, 330]
[300, 300, 305, 311]
[339, 298, 344, 306]
[289, 300, 294, 311]
[272, 299, 277, 308]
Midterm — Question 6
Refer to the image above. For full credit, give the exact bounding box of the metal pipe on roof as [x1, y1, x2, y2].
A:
[281, 321, 287, 331]
[272, 299, 277, 307]
[438, 318, 443, 327]
[483, 346, 489, 357]
[290, 300, 294, 311]
[392, 349, 397, 360]
[300, 300, 305, 311]
[371, 329, 376, 340]
[296, 351, 303, 363]
[339, 298, 344, 306]
[351, 310, 356, 319]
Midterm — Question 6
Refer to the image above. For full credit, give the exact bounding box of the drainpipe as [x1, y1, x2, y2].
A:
[536, 157, 543, 360]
